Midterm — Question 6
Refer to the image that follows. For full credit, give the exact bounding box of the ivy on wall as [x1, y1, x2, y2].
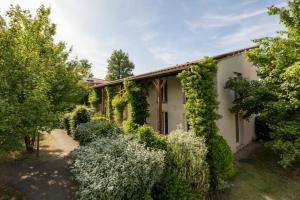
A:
[105, 86, 116, 121]
[178, 57, 233, 191]
[112, 94, 127, 125]
[88, 89, 100, 109]
[124, 79, 149, 125]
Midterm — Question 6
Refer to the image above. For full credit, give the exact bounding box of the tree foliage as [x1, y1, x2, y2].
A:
[105, 49, 135, 80]
[0, 5, 89, 152]
[225, 0, 300, 167]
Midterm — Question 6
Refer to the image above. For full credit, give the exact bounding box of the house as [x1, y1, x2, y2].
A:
[84, 77, 109, 86]
[93, 46, 258, 153]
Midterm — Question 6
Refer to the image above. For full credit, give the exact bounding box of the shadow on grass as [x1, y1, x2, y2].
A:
[222, 142, 300, 200]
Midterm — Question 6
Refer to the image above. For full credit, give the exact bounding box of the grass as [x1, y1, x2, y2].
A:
[223, 143, 300, 200]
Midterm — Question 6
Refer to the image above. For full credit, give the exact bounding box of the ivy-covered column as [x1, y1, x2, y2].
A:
[123, 79, 149, 132]
[105, 86, 116, 120]
[178, 57, 233, 191]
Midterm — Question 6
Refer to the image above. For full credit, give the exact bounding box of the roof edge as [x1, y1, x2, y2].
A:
[93, 45, 258, 88]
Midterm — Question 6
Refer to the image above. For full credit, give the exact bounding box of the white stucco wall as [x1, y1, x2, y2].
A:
[146, 76, 185, 133]
[216, 54, 258, 153]
[146, 53, 258, 153]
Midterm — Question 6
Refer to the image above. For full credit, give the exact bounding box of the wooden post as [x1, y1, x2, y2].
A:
[36, 132, 40, 158]
[154, 79, 162, 133]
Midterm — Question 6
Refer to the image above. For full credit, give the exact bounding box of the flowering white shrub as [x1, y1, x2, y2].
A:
[71, 134, 165, 200]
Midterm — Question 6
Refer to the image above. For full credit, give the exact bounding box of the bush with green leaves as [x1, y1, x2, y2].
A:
[62, 113, 71, 134]
[136, 125, 167, 150]
[157, 127, 209, 199]
[123, 118, 139, 134]
[74, 120, 121, 145]
[209, 135, 234, 188]
[70, 105, 91, 135]
[71, 135, 165, 200]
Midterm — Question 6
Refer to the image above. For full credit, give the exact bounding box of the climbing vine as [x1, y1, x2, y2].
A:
[105, 86, 116, 121]
[178, 57, 233, 190]
[123, 79, 149, 127]
[88, 89, 100, 109]
[112, 94, 127, 125]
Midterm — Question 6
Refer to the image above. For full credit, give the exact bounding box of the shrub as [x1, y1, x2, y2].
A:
[71, 135, 165, 200]
[136, 125, 167, 150]
[74, 120, 122, 145]
[70, 105, 91, 135]
[209, 135, 234, 187]
[123, 119, 139, 134]
[157, 128, 209, 199]
[62, 113, 71, 134]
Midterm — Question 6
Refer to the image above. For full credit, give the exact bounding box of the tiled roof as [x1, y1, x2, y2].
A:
[84, 78, 109, 84]
[93, 45, 258, 88]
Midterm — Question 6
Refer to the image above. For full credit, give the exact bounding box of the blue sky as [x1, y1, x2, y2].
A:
[0, 0, 285, 78]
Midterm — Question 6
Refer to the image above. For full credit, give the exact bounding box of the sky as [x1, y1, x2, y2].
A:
[0, 0, 285, 78]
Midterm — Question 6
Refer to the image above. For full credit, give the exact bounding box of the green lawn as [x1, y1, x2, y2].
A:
[223, 143, 300, 200]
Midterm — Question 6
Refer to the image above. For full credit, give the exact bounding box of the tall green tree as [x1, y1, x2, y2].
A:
[0, 5, 89, 152]
[225, 0, 300, 167]
[105, 49, 134, 80]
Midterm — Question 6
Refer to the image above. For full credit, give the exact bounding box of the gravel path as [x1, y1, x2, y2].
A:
[0, 129, 79, 200]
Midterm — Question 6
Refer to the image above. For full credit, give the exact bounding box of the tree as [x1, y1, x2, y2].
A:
[0, 5, 89, 153]
[225, 0, 300, 167]
[105, 49, 134, 80]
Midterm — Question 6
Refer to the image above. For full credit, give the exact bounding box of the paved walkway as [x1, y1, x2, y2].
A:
[0, 129, 79, 200]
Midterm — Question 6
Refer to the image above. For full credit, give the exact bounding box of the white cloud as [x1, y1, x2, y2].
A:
[218, 22, 282, 48]
[141, 32, 158, 42]
[147, 46, 203, 66]
[184, 8, 267, 31]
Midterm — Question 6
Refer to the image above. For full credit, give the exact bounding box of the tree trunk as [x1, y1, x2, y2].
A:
[36, 132, 40, 158]
[24, 135, 35, 152]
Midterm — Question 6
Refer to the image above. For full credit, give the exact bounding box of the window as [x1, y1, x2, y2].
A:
[162, 112, 168, 135]
[162, 81, 168, 103]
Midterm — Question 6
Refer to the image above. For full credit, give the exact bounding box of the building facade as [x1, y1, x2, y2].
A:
[94, 46, 258, 153]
